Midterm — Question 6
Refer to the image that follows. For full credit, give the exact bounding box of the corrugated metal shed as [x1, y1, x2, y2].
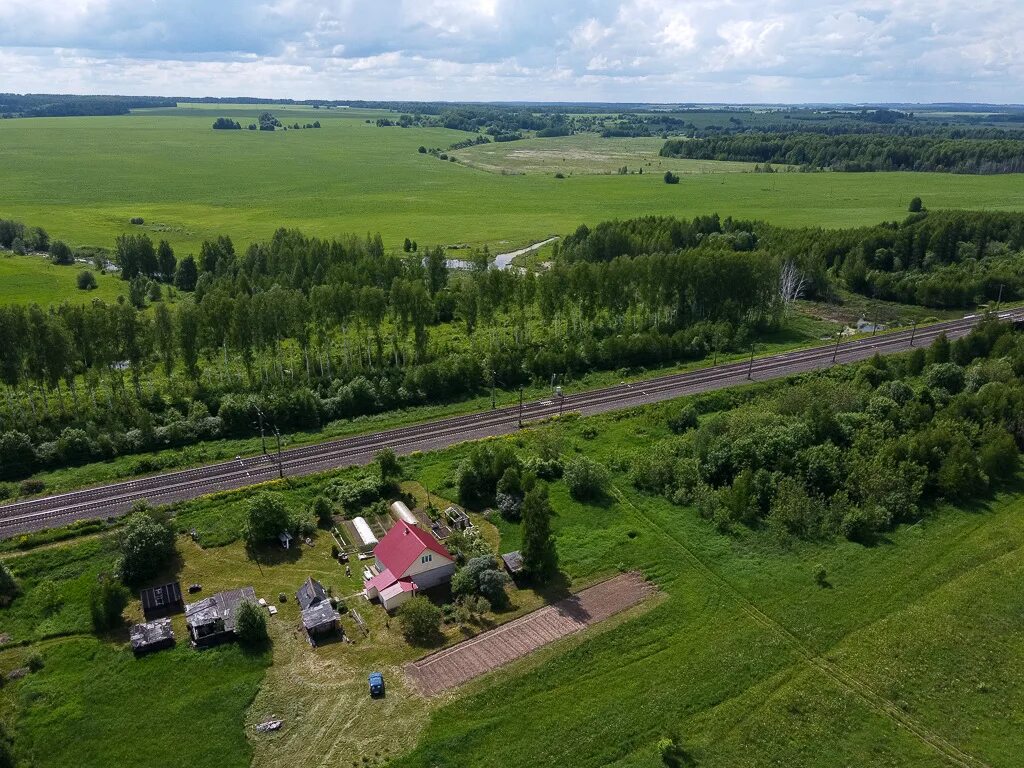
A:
[140, 582, 184, 619]
[130, 618, 175, 655]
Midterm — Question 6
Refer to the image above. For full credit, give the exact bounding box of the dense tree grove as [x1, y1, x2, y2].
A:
[0, 217, 785, 481]
[660, 133, 1024, 174]
[632, 320, 1024, 542]
[2, 209, 1022, 484]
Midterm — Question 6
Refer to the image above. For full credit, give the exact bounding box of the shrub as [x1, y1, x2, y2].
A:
[397, 596, 443, 645]
[563, 455, 609, 501]
[117, 511, 176, 585]
[18, 479, 44, 496]
[90, 575, 129, 631]
[245, 493, 291, 545]
[49, 240, 73, 265]
[924, 362, 965, 394]
[76, 270, 98, 290]
[667, 404, 698, 433]
[908, 196, 923, 213]
[235, 600, 268, 647]
[27, 653, 44, 673]
[456, 442, 521, 508]
[129, 217, 144, 225]
[0, 562, 19, 605]
[663, 171, 680, 184]
[311, 495, 334, 527]
[0, 431, 36, 480]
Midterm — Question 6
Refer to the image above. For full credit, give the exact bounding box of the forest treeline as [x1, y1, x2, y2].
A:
[660, 133, 1024, 173]
[633, 320, 1024, 542]
[560, 209, 1024, 309]
[2, 208, 1024, 485]
[0, 94, 175, 118]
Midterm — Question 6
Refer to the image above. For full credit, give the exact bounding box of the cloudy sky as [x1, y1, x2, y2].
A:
[1, 0, 1021, 103]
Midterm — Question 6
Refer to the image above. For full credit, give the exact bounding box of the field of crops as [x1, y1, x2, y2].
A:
[1, 106, 1022, 257]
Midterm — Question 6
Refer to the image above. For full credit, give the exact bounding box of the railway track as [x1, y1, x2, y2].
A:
[1, 310, 1018, 537]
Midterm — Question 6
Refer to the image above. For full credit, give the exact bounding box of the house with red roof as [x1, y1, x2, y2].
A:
[363, 520, 456, 611]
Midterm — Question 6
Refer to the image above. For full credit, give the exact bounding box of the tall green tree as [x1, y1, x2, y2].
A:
[521, 483, 558, 583]
[156, 239, 176, 281]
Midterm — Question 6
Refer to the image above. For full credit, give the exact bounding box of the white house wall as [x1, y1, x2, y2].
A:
[401, 551, 455, 580]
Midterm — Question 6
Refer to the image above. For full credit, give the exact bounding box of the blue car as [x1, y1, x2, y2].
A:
[368, 671, 385, 697]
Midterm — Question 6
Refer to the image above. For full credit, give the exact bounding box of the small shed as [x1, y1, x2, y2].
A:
[130, 618, 175, 656]
[296, 577, 340, 644]
[444, 505, 471, 531]
[279, 531, 294, 549]
[501, 551, 525, 577]
[390, 501, 419, 526]
[140, 582, 184, 620]
[185, 586, 257, 647]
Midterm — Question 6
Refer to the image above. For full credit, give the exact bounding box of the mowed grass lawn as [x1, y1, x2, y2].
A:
[0, 254, 124, 305]
[0, 107, 1022, 255]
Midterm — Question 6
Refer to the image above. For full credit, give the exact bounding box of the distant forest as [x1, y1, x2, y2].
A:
[0, 94, 175, 118]
[660, 133, 1024, 174]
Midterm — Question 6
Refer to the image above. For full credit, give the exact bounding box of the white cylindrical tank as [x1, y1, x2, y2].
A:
[390, 501, 418, 526]
[352, 516, 378, 548]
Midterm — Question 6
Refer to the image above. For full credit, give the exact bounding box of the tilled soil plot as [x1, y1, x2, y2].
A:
[405, 571, 656, 696]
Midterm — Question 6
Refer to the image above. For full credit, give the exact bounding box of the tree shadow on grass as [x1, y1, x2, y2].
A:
[244, 541, 303, 566]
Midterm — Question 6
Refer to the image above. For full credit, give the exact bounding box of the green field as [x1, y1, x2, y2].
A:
[1, 107, 1022, 255]
[0, 255, 124, 305]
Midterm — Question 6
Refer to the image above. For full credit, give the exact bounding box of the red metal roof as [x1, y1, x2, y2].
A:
[373, 520, 452, 578]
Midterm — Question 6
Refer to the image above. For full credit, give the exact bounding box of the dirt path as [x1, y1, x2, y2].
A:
[612, 486, 990, 768]
[405, 571, 656, 696]
[493, 237, 559, 269]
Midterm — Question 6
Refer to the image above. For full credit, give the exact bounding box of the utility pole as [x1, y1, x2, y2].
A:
[832, 332, 842, 363]
[255, 406, 267, 455]
[274, 427, 283, 479]
[518, 387, 524, 428]
[910, 320, 918, 347]
[997, 283, 1004, 311]
[746, 343, 755, 379]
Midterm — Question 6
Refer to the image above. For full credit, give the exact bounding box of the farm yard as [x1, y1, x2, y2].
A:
[4, 348, 1024, 767]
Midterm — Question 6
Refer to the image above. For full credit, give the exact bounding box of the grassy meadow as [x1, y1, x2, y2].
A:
[0, 106, 1022, 259]
[454, 133, 763, 176]
[3, 377, 1024, 767]
[0, 254, 124, 305]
